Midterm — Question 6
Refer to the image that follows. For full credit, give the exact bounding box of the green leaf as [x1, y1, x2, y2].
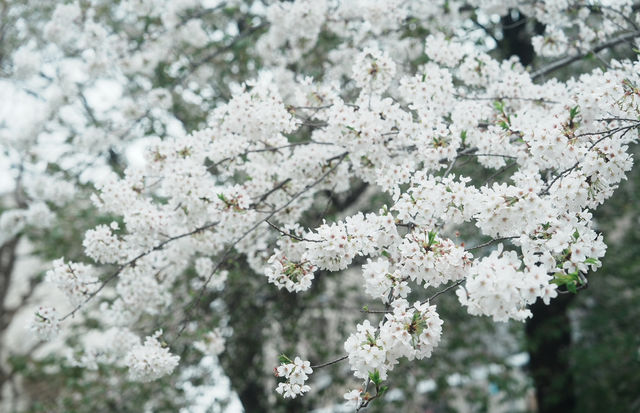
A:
[428, 230, 438, 246]
[369, 369, 382, 386]
[569, 105, 580, 120]
[278, 354, 292, 364]
[584, 257, 600, 266]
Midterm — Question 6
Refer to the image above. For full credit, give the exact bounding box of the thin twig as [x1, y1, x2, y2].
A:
[252, 178, 292, 206]
[310, 355, 348, 369]
[532, 29, 640, 80]
[265, 220, 320, 242]
[424, 279, 465, 303]
[174, 153, 350, 341]
[211, 141, 335, 168]
[59, 221, 219, 321]
[481, 162, 518, 185]
[361, 308, 391, 314]
[465, 236, 518, 252]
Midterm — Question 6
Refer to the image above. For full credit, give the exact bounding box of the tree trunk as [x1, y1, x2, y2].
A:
[525, 295, 576, 413]
[219, 277, 270, 412]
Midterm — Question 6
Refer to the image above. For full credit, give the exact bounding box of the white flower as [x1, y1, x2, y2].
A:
[265, 249, 316, 293]
[379, 301, 444, 362]
[46, 258, 99, 306]
[194, 329, 225, 356]
[344, 389, 363, 408]
[124, 330, 180, 382]
[29, 306, 60, 341]
[344, 320, 389, 380]
[424, 33, 469, 66]
[457, 247, 534, 322]
[83, 224, 125, 264]
[275, 356, 313, 399]
[396, 230, 471, 289]
[352, 47, 396, 93]
[361, 258, 410, 303]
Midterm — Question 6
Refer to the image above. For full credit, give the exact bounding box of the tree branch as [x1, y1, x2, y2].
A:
[532, 30, 640, 80]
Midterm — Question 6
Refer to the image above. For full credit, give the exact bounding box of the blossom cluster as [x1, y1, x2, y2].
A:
[124, 330, 180, 382]
[193, 328, 226, 356]
[274, 357, 313, 399]
[456, 246, 556, 322]
[6, 0, 640, 409]
[345, 300, 443, 381]
[46, 258, 98, 306]
[30, 33, 640, 401]
[29, 306, 60, 341]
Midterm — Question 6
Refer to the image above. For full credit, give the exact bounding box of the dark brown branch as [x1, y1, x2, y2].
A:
[0, 236, 20, 331]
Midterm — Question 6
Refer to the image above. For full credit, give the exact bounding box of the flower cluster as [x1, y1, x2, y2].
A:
[393, 174, 479, 227]
[345, 300, 443, 381]
[69, 327, 141, 370]
[124, 330, 180, 382]
[352, 48, 397, 93]
[46, 258, 98, 306]
[259, 0, 327, 64]
[265, 224, 317, 292]
[29, 306, 60, 341]
[344, 320, 387, 380]
[265, 250, 317, 293]
[304, 212, 399, 273]
[274, 356, 313, 399]
[361, 258, 409, 303]
[8, 0, 640, 406]
[83, 222, 125, 264]
[380, 300, 443, 361]
[456, 246, 556, 322]
[397, 230, 471, 289]
[0, 202, 54, 245]
[193, 329, 225, 356]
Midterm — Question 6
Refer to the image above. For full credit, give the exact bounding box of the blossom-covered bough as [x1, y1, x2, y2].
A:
[1, 0, 640, 410]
